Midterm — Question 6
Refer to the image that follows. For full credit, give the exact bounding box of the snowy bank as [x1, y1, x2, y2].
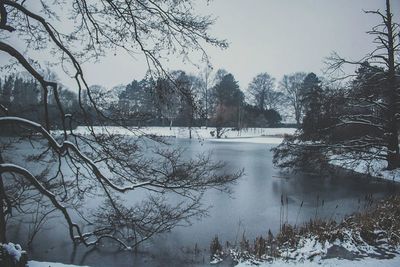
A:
[28, 261, 89, 267]
[212, 195, 400, 267]
[69, 126, 296, 143]
[329, 155, 400, 183]
[235, 255, 400, 267]
[1, 243, 84, 267]
[210, 137, 285, 144]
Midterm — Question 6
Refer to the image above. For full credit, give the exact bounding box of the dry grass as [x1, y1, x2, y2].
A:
[211, 195, 400, 263]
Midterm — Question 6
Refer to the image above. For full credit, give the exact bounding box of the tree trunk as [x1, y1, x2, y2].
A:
[384, 0, 400, 170]
[387, 134, 400, 170]
[0, 151, 7, 243]
[0, 175, 6, 243]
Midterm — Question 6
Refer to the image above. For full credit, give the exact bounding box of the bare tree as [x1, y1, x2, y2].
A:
[275, 0, 399, 171]
[159, 70, 204, 137]
[176, 72, 204, 138]
[247, 72, 280, 111]
[154, 76, 181, 128]
[279, 72, 307, 126]
[198, 61, 214, 128]
[326, 0, 400, 170]
[0, 0, 241, 249]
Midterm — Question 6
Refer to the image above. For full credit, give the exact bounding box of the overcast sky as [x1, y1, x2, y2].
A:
[2, 0, 400, 90]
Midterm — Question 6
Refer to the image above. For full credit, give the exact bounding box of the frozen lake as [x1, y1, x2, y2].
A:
[8, 137, 399, 267]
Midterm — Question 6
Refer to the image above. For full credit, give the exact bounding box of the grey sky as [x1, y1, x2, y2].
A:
[199, 0, 400, 87]
[2, 0, 399, 90]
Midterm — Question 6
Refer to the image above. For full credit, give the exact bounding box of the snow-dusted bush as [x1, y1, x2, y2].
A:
[0, 243, 28, 267]
[210, 235, 224, 263]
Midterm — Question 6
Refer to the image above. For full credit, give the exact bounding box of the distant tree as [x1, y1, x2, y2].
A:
[213, 69, 229, 85]
[210, 73, 244, 132]
[300, 73, 323, 138]
[279, 72, 307, 126]
[11, 77, 23, 106]
[153, 76, 181, 128]
[264, 109, 282, 127]
[139, 75, 159, 122]
[117, 78, 158, 125]
[241, 104, 282, 128]
[117, 79, 156, 125]
[198, 63, 214, 128]
[86, 85, 109, 111]
[351, 62, 383, 99]
[0, 75, 42, 124]
[0, 76, 13, 107]
[212, 73, 244, 107]
[247, 73, 281, 110]
[174, 71, 204, 138]
[59, 88, 78, 112]
[12, 77, 40, 108]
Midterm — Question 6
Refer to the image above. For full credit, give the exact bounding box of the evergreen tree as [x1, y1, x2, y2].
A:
[212, 73, 244, 107]
[300, 73, 323, 140]
[211, 73, 244, 129]
[1, 75, 13, 106]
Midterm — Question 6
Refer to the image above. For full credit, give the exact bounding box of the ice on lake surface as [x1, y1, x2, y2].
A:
[7, 136, 399, 267]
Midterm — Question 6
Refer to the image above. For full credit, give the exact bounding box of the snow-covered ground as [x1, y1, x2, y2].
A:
[210, 136, 285, 144]
[68, 126, 296, 144]
[235, 256, 400, 267]
[27, 255, 400, 267]
[232, 231, 400, 267]
[329, 155, 400, 183]
[29, 261, 89, 267]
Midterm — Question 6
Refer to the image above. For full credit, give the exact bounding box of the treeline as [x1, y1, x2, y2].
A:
[105, 69, 323, 129]
[0, 74, 78, 128]
[87, 70, 285, 129]
[0, 69, 326, 130]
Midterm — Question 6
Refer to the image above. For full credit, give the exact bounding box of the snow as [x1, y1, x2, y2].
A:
[2, 242, 24, 261]
[27, 255, 400, 267]
[233, 232, 400, 266]
[329, 154, 400, 183]
[210, 137, 284, 144]
[282, 236, 330, 261]
[235, 255, 400, 267]
[28, 261, 89, 267]
[144, 127, 296, 139]
[227, 216, 400, 267]
[0, 243, 86, 267]
[66, 126, 296, 144]
[210, 257, 224, 264]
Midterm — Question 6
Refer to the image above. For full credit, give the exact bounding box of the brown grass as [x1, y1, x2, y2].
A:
[211, 195, 400, 262]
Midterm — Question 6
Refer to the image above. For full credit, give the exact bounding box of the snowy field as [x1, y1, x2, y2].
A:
[69, 126, 296, 144]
